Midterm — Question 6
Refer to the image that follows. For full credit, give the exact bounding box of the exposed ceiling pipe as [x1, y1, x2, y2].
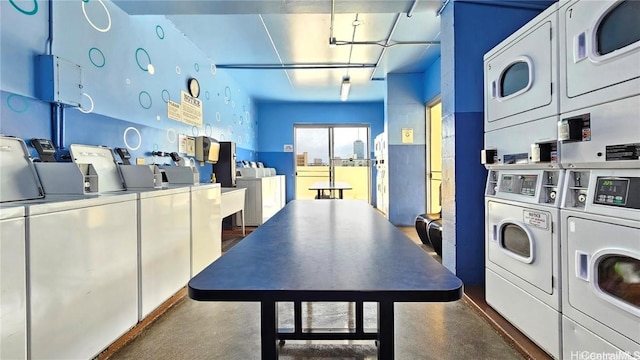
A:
[329, 0, 336, 47]
[369, 12, 402, 80]
[407, 0, 419, 17]
[334, 40, 440, 47]
[216, 63, 376, 70]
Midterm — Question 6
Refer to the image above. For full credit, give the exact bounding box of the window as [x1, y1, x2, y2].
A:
[501, 224, 531, 259]
[500, 61, 530, 98]
[596, 255, 640, 309]
[596, 1, 640, 56]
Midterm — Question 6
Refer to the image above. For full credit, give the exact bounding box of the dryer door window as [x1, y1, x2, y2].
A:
[500, 61, 531, 98]
[501, 223, 532, 260]
[595, 254, 640, 310]
[595, 0, 640, 56]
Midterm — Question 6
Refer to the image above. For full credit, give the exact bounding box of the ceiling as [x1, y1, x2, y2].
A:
[113, 0, 443, 102]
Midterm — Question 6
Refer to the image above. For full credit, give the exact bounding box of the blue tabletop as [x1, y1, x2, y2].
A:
[189, 200, 463, 302]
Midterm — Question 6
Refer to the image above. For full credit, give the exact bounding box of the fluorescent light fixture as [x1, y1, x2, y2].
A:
[340, 76, 351, 101]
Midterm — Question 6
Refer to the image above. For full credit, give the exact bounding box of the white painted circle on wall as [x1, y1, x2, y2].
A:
[123, 126, 142, 150]
[77, 93, 95, 113]
[81, 0, 112, 33]
[166, 128, 177, 143]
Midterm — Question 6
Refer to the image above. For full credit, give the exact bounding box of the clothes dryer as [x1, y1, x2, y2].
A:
[485, 168, 564, 358]
[558, 95, 640, 169]
[560, 168, 640, 357]
[484, 3, 559, 133]
[558, 0, 640, 114]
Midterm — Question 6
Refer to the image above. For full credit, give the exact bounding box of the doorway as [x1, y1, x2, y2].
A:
[426, 100, 442, 213]
[294, 125, 371, 202]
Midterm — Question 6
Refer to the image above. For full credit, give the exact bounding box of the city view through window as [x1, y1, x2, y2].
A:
[294, 126, 370, 201]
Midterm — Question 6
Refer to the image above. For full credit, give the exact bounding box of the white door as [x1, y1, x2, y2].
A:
[564, 215, 640, 343]
[560, 0, 640, 112]
[484, 4, 558, 131]
[486, 201, 556, 294]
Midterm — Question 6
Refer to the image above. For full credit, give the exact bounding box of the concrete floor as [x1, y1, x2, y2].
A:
[108, 228, 524, 360]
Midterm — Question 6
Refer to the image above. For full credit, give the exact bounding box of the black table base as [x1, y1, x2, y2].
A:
[260, 300, 394, 359]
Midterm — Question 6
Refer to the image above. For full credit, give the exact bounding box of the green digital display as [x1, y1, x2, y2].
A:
[594, 178, 629, 206]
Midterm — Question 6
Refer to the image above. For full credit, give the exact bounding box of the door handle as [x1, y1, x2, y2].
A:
[576, 251, 589, 282]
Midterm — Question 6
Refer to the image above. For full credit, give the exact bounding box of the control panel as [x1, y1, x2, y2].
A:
[499, 174, 538, 197]
[593, 177, 640, 210]
[562, 170, 640, 216]
[486, 169, 563, 206]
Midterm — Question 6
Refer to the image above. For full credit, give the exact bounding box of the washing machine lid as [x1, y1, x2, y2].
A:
[0, 137, 45, 203]
[0, 205, 25, 220]
[69, 144, 125, 193]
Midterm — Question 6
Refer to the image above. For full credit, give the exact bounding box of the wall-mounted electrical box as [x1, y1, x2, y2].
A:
[36, 55, 82, 107]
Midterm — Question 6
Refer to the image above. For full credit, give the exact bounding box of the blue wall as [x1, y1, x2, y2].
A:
[256, 101, 384, 202]
[385, 73, 426, 225]
[423, 58, 441, 104]
[439, 0, 554, 285]
[0, 0, 256, 183]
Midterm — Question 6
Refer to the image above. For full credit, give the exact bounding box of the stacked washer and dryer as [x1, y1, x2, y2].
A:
[483, 0, 640, 358]
[483, 3, 565, 358]
[557, 0, 639, 357]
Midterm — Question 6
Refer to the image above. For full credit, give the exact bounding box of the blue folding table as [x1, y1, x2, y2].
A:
[189, 200, 463, 359]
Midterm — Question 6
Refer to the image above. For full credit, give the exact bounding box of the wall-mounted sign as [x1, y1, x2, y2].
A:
[402, 128, 414, 144]
[167, 100, 181, 121]
[284, 144, 293, 152]
[180, 90, 203, 126]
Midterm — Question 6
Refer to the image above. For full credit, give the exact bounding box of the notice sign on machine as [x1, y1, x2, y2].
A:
[180, 90, 203, 126]
[523, 210, 549, 230]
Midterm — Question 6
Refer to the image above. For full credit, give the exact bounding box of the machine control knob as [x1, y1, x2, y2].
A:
[549, 191, 557, 200]
[577, 194, 587, 203]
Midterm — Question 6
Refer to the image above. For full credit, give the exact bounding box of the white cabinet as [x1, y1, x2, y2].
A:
[190, 184, 222, 277]
[236, 176, 286, 226]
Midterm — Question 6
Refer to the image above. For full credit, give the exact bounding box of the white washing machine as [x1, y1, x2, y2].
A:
[560, 168, 640, 357]
[26, 193, 139, 360]
[0, 136, 42, 360]
[485, 168, 564, 358]
[69, 144, 193, 320]
[558, 0, 640, 114]
[484, 2, 559, 133]
[1, 137, 139, 360]
[190, 183, 222, 277]
[0, 205, 27, 360]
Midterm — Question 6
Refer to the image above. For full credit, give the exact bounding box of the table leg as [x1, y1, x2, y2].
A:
[339, 189, 343, 199]
[316, 190, 321, 199]
[240, 209, 245, 237]
[377, 301, 394, 359]
[261, 300, 278, 359]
